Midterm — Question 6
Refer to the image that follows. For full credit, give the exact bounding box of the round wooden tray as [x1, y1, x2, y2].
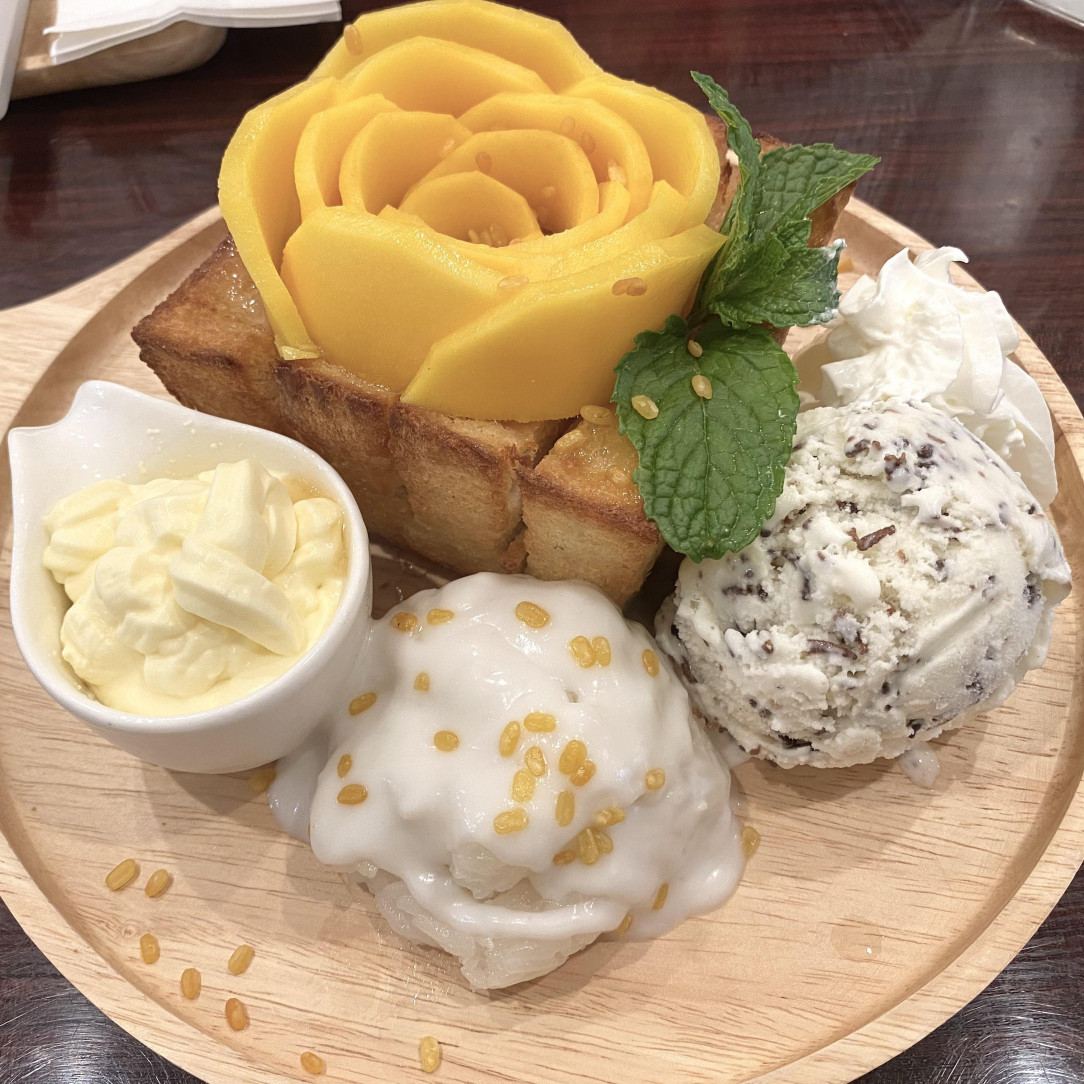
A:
[1, 200, 1082, 1084]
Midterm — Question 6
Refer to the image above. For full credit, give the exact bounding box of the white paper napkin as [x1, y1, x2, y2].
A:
[47, 0, 342, 64]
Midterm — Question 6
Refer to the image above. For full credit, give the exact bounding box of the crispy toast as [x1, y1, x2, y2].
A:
[133, 117, 854, 603]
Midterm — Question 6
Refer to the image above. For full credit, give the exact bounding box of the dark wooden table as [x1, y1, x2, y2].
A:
[2, 1, 1083, 1081]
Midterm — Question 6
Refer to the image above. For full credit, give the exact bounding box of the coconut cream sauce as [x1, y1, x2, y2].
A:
[269, 575, 744, 969]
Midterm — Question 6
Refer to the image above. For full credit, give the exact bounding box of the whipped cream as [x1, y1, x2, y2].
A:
[270, 574, 744, 990]
[796, 247, 1058, 505]
[42, 459, 346, 715]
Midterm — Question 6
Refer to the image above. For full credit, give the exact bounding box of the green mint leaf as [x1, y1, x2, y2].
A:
[712, 242, 843, 329]
[758, 143, 879, 227]
[691, 73, 761, 297]
[612, 319, 799, 561]
[691, 73, 877, 332]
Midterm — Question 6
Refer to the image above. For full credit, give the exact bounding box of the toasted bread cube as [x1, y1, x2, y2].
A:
[272, 357, 413, 543]
[390, 406, 562, 573]
[521, 411, 662, 605]
[133, 238, 285, 433]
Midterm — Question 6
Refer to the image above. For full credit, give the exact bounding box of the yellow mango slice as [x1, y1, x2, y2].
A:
[402, 225, 725, 421]
[294, 94, 399, 217]
[337, 37, 548, 116]
[568, 75, 720, 231]
[378, 206, 541, 274]
[504, 180, 630, 256]
[311, 0, 600, 92]
[280, 207, 502, 391]
[219, 77, 337, 355]
[399, 172, 539, 245]
[338, 111, 473, 214]
[459, 91, 652, 218]
[412, 129, 599, 233]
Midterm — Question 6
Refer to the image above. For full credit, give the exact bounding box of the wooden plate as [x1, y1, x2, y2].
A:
[1, 200, 1082, 1084]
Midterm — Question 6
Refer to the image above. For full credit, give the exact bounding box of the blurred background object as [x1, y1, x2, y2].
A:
[2, 0, 341, 119]
[1023, 0, 1084, 26]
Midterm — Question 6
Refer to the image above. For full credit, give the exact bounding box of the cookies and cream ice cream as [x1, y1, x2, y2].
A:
[270, 574, 744, 989]
[796, 246, 1058, 506]
[658, 399, 1070, 770]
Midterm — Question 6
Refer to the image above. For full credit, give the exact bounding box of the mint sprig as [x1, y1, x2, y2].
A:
[693, 73, 879, 329]
[613, 318, 798, 562]
[612, 74, 877, 561]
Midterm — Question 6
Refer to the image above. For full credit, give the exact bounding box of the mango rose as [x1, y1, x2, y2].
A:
[219, 0, 723, 422]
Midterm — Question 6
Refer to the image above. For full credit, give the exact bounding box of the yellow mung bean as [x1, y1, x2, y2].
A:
[342, 23, 362, 54]
[511, 769, 535, 803]
[433, 730, 460, 752]
[180, 967, 201, 1000]
[144, 868, 171, 899]
[568, 635, 596, 668]
[692, 374, 713, 400]
[349, 691, 377, 715]
[419, 1036, 441, 1073]
[390, 612, 419, 633]
[742, 825, 762, 858]
[227, 944, 255, 976]
[524, 745, 546, 778]
[300, 1051, 326, 1075]
[139, 933, 160, 964]
[514, 601, 550, 628]
[494, 809, 528, 834]
[225, 997, 248, 1032]
[524, 711, 556, 733]
[106, 858, 139, 892]
[569, 760, 596, 787]
[337, 784, 369, 805]
[499, 720, 521, 757]
[558, 739, 587, 776]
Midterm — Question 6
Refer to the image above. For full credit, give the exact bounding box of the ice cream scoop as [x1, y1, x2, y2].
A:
[795, 246, 1058, 506]
[658, 398, 1070, 771]
[270, 573, 743, 989]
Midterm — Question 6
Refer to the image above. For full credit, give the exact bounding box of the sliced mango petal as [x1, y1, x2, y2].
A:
[294, 94, 399, 217]
[338, 111, 473, 214]
[459, 92, 652, 219]
[568, 75, 720, 231]
[379, 206, 543, 273]
[280, 207, 502, 391]
[400, 171, 539, 245]
[219, 78, 338, 353]
[337, 37, 548, 116]
[507, 180, 630, 256]
[311, 0, 600, 92]
[402, 225, 725, 421]
[412, 129, 599, 233]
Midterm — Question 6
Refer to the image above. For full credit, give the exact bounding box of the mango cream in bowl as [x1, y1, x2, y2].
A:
[9, 381, 371, 773]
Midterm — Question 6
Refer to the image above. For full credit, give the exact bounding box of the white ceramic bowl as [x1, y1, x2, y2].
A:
[8, 381, 372, 774]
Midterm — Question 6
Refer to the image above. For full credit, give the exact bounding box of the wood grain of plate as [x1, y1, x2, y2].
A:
[0, 200, 1082, 1084]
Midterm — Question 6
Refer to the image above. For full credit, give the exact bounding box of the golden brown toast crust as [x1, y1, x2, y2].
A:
[132, 120, 855, 604]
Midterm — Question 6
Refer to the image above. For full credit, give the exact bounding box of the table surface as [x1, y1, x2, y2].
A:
[2, 1, 1084, 1082]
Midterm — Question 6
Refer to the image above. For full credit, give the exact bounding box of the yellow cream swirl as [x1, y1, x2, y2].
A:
[42, 460, 346, 716]
[218, 0, 723, 421]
